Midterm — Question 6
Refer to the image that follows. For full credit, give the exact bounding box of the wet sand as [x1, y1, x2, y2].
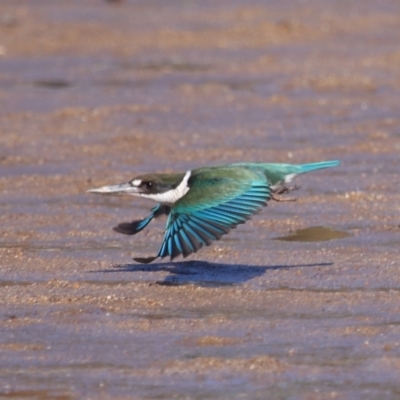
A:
[1, 0, 400, 398]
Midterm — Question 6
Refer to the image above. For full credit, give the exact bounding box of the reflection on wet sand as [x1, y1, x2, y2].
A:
[275, 226, 351, 242]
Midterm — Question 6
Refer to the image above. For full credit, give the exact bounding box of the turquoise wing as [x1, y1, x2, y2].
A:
[155, 167, 271, 260]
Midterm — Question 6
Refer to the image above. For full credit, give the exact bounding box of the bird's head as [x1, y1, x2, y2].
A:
[88, 171, 190, 203]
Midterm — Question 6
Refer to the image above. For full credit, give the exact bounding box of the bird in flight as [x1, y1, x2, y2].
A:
[88, 160, 340, 263]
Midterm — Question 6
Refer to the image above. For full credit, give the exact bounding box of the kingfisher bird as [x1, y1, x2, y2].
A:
[88, 160, 340, 263]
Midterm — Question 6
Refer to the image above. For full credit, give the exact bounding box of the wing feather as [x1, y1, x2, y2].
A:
[154, 169, 271, 260]
[177, 232, 190, 257]
[114, 204, 170, 235]
[132, 167, 271, 263]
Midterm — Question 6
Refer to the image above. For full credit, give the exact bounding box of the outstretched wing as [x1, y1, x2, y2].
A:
[114, 204, 170, 235]
[133, 167, 271, 263]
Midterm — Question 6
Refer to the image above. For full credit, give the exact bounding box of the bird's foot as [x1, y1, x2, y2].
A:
[271, 184, 299, 202]
[271, 193, 297, 202]
[275, 184, 300, 195]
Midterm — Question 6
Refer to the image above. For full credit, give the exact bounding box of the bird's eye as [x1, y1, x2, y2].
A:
[144, 181, 153, 189]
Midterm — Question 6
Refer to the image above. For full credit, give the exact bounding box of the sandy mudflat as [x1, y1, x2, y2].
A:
[1, 0, 400, 398]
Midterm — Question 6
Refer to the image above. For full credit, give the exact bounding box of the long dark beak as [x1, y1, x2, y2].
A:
[87, 183, 141, 196]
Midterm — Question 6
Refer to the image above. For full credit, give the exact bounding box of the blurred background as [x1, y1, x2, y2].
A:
[1, 1, 400, 398]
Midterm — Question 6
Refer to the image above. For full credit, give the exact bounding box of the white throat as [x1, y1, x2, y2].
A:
[141, 170, 191, 204]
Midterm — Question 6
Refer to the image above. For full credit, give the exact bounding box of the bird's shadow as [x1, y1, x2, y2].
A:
[96, 260, 333, 287]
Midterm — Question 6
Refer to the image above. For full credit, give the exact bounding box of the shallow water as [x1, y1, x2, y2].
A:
[1, 0, 400, 398]
[275, 226, 352, 242]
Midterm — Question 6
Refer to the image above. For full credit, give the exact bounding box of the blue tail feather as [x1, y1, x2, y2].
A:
[296, 160, 341, 174]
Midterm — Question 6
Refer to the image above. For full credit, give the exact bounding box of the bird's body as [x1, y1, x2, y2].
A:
[89, 160, 340, 263]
